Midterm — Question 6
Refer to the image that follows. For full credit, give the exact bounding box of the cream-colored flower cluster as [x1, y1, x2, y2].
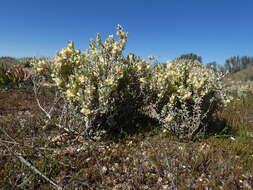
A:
[31, 58, 52, 75]
[145, 59, 231, 125]
[51, 41, 82, 87]
[50, 25, 151, 121]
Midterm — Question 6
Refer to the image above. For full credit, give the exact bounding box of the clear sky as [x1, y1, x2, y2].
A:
[0, 0, 252, 65]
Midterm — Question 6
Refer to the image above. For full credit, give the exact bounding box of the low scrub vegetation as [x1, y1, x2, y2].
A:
[31, 25, 231, 140]
[0, 26, 252, 189]
[0, 62, 32, 87]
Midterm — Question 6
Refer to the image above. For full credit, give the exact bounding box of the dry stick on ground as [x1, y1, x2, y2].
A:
[32, 76, 80, 135]
[0, 139, 55, 151]
[32, 76, 56, 120]
[0, 127, 63, 190]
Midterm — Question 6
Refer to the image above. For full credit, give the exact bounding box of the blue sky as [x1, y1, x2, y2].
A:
[0, 0, 252, 65]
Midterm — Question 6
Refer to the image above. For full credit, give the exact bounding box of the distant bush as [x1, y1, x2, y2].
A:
[0, 62, 32, 86]
[0, 56, 34, 87]
[221, 56, 253, 73]
[0, 56, 17, 65]
[176, 53, 202, 63]
[18, 57, 34, 68]
[32, 25, 231, 139]
[6, 66, 31, 83]
[31, 58, 53, 76]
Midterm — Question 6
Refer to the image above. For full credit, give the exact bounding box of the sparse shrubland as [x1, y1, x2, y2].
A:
[0, 26, 252, 189]
[31, 25, 231, 140]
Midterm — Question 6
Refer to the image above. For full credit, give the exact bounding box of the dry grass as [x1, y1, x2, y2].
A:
[0, 84, 253, 189]
[226, 66, 253, 82]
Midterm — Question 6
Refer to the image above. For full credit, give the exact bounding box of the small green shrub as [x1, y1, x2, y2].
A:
[0, 62, 32, 86]
[31, 58, 54, 82]
[0, 63, 11, 85]
[7, 66, 31, 83]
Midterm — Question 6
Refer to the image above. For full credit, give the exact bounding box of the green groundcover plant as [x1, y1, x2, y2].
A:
[0, 62, 31, 86]
[32, 25, 232, 139]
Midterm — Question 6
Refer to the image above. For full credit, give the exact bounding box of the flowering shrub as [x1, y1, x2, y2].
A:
[147, 59, 232, 138]
[31, 58, 54, 77]
[49, 25, 153, 135]
[32, 25, 231, 139]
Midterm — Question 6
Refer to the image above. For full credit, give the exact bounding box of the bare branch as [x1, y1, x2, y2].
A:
[0, 127, 63, 190]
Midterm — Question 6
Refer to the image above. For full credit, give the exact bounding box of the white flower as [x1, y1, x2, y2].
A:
[115, 65, 121, 73]
[166, 62, 173, 70]
[66, 89, 75, 99]
[80, 107, 91, 115]
[78, 76, 87, 83]
[54, 78, 63, 86]
[165, 115, 173, 123]
[137, 64, 142, 71]
[182, 91, 192, 100]
[101, 166, 107, 174]
[105, 77, 114, 86]
[84, 87, 93, 95]
[139, 77, 146, 83]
